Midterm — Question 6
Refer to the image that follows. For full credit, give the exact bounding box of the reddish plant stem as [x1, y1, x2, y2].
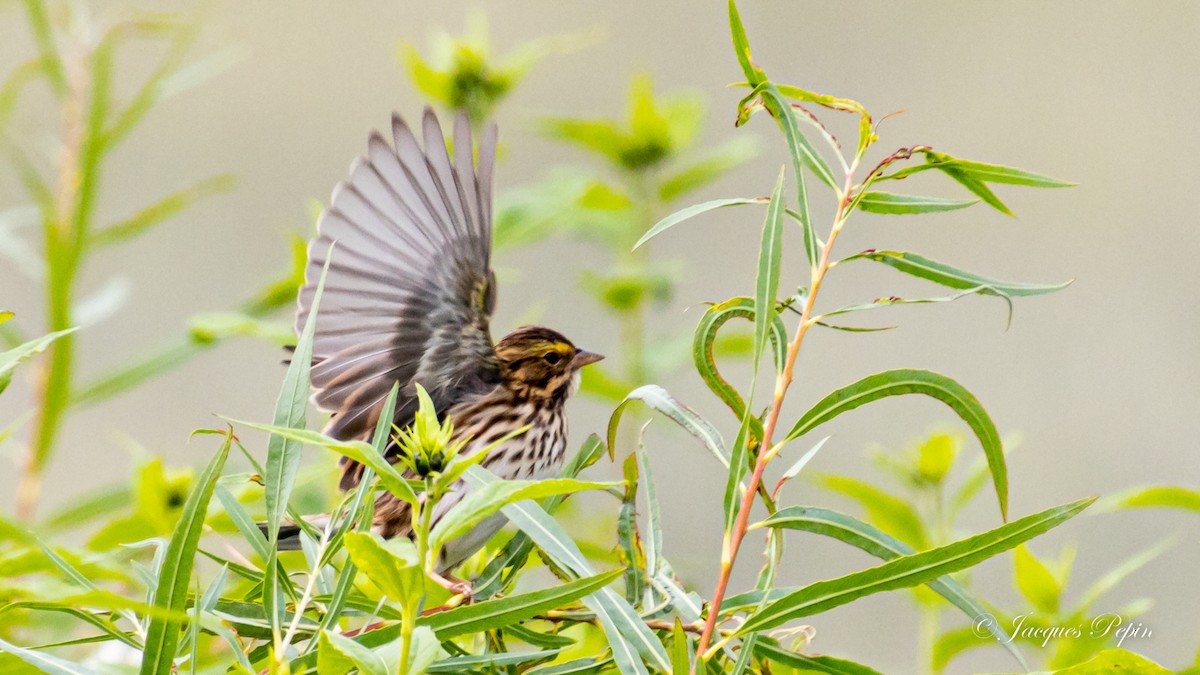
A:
[694, 175, 856, 663]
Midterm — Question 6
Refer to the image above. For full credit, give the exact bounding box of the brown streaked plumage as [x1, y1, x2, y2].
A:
[287, 108, 602, 573]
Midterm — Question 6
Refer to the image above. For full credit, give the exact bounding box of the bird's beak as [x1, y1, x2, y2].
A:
[572, 349, 605, 368]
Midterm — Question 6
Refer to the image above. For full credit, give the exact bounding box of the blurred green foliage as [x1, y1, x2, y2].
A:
[813, 429, 1177, 673]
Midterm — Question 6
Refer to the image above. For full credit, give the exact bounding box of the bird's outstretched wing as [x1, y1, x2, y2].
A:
[296, 108, 501, 489]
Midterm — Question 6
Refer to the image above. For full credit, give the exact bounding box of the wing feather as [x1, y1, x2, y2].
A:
[296, 108, 501, 489]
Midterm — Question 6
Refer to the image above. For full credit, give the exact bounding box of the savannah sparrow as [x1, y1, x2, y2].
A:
[285, 108, 602, 576]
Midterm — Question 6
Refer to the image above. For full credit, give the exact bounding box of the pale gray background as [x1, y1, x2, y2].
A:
[1, 2, 1198, 672]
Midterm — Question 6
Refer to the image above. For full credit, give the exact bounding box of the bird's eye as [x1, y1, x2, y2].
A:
[543, 352, 561, 365]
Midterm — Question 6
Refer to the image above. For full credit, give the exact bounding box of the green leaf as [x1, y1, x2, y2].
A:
[430, 478, 617, 550]
[343, 532, 424, 609]
[671, 620, 692, 673]
[608, 384, 727, 467]
[0, 327, 77, 395]
[1013, 545, 1061, 615]
[783, 369, 1009, 520]
[1099, 485, 1200, 513]
[427, 650, 561, 672]
[842, 250, 1071, 298]
[139, 432, 231, 675]
[927, 156, 1075, 188]
[940, 165, 1014, 216]
[229, 420, 418, 505]
[737, 497, 1094, 635]
[727, 0, 766, 85]
[756, 642, 883, 674]
[463, 466, 669, 674]
[634, 197, 766, 250]
[422, 569, 622, 638]
[855, 191, 978, 215]
[753, 167, 787, 371]
[0, 637, 100, 675]
[691, 297, 787, 437]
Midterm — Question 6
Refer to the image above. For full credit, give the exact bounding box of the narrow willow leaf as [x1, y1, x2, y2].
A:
[230, 420, 417, 505]
[940, 167, 1013, 216]
[755, 506, 1026, 668]
[783, 369, 1009, 520]
[816, 287, 1010, 327]
[755, 642, 883, 675]
[0, 327, 77, 395]
[427, 651, 561, 672]
[842, 250, 1071, 298]
[464, 466, 669, 674]
[671, 620, 691, 673]
[422, 569, 622, 638]
[779, 435, 831, 484]
[855, 191, 978, 215]
[727, 0, 765, 85]
[754, 167, 787, 372]
[692, 297, 786, 438]
[0, 637, 100, 675]
[636, 442, 664, 581]
[529, 656, 614, 674]
[430, 478, 617, 550]
[618, 453, 644, 603]
[1098, 485, 1200, 513]
[139, 433, 231, 675]
[737, 497, 1095, 635]
[929, 157, 1075, 188]
[0, 603, 139, 649]
[608, 384, 727, 466]
[635, 197, 766, 250]
[264, 252, 328, 535]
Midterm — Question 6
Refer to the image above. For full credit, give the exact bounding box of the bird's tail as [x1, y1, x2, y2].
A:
[257, 514, 333, 551]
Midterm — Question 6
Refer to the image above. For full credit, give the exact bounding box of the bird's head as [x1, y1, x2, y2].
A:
[495, 326, 604, 401]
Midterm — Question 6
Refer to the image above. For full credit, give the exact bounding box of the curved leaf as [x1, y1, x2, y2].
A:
[0, 327, 77, 395]
[608, 384, 727, 467]
[692, 297, 787, 437]
[736, 497, 1094, 635]
[634, 197, 766, 250]
[783, 369, 1009, 520]
[841, 250, 1071, 298]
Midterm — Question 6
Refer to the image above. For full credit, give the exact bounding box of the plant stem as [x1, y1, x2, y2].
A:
[695, 172, 856, 662]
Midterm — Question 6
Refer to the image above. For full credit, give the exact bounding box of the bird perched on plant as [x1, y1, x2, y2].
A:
[287, 108, 602, 578]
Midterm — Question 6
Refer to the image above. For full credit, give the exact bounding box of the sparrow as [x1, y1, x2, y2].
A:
[282, 108, 602, 576]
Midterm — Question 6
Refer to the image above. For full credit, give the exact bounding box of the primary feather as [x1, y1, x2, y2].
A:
[297, 109, 501, 490]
